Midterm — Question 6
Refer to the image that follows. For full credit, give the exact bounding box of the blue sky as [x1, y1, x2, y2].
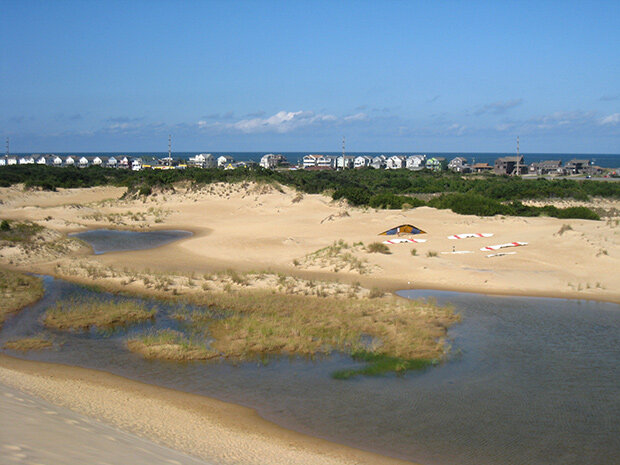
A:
[1, 0, 619, 153]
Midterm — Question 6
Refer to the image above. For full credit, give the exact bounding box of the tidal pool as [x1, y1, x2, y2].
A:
[2, 278, 619, 465]
[70, 229, 192, 254]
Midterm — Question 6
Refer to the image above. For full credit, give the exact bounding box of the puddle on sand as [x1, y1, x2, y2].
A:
[70, 229, 192, 254]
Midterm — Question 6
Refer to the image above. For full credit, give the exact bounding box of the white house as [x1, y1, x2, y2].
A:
[336, 156, 354, 169]
[19, 156, 35, 164]
[303, 154, 320, 169]
[132, 159, 143, 171]
[36, 155, 48, 165]
[189, 153, 216, 168]
[370, 155, 387, 169]
[107, 157, 118, 168]
[65, 156, 75, 166]
[406, 155, 426, 170]
[92, 156, 103, 166]
[52, 156, 63, 166]
[7, 157, 18, 166]
[317, 155, 337, 169]
[386, 155, 407, 169]
[0, 158, 6, 166]
[354, 155, 372, 169]
[119, 156, 130, 168]
[217, 155, 234, 167]
[260, 153, 287, 169]
[79, 156, 89, 168]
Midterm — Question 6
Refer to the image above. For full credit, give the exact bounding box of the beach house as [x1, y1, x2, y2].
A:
[448, 157, 469, 173]
[217, 155, 234, 168]
[426, 157, 447, 171]
[78, 156, 89, 168]
[406, 155, 426, 170]
[106, 156, 118, 168]
[260, 153, 288, 169]
[565, 159, 590, 175]
[302, 154, 321, 169]
[386, 155, 407, 169]
[370, 155, 387, 169]
[494, 155, 526, 175]
[336, 156, 354, 169]
[354, 155, 372, 168]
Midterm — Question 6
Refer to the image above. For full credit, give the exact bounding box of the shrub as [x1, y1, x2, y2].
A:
[0, 220, 10, 231]
[426, 250, 438, 257]
[366, 242, 391, 254]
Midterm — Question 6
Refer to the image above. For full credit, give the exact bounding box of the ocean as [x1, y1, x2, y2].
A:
[9, 152, 620, 168]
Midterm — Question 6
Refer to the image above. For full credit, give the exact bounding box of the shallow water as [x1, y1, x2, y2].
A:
[70, 229, 192, 254]
[2, 278, 619, 465]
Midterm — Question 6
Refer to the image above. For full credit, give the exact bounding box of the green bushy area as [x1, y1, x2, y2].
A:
[2, 165, 614, 220]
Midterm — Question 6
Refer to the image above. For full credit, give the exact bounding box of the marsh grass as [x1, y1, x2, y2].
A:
[0, 221, 44, 242]
[331, 350, 434, 379]
[0, 268, 44, 327]
[180, 289, 457, 370]
[4, 334, 52, 351]
[301, 239, 371, 273]
[43, 297, 155, 330]
[127, 329, 218, 361]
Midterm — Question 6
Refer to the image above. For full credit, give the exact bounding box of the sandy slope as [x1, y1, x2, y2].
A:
[0, 355, 412, 465]
[1, 182, 616, 302]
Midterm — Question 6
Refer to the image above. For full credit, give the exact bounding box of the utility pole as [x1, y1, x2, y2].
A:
[5, 137, 9, 157]
[167, 134, 172, 165]
[342, 135, 346, 169]
[515, 135, 520, 176]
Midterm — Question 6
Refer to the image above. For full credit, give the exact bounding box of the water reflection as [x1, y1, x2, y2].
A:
[2, 278, 619, 465]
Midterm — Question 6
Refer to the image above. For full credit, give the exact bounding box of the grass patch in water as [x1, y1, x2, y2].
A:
[43, 297, 155, 330]
[331, 350, 433, 380]
[0, 268, 44, 328]
[3, 334, 53, 351]
[127, 329, 219, 361]
[180, 291, 457, 372]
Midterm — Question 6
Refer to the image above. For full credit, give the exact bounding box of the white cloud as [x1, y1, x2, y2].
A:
[344, 112, 368, 121]
[599, 113, 620, 125]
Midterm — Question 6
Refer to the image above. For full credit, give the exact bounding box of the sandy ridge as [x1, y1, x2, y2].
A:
[0, 355, 414, 465]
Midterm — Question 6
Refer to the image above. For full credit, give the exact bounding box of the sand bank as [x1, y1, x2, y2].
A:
[0, 355, 414, 465]
[1, 183, 618, 303]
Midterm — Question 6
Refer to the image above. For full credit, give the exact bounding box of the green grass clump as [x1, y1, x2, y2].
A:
[0, 221, 44, 242]
[0, 268, 44, 328]
[4, 334, 52, 351]
[43, 297, 155, 330]
[366, 242, 391, 254]
[332, 350, 434, 379]
[127, 329, 218, 361]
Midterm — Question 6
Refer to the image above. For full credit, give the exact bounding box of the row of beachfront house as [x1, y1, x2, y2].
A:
[0, 154, 139, 169]
[1, 153, 601, 176]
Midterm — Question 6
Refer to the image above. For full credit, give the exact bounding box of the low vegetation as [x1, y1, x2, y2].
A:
[127, 329, 218, 361]
[300, 239, 372, 274]
[173, 290, 458, 378]
[43, 297, 155, 330]
[0, 268, 44, 328]
[0, 220, 44, 242]
[366, 242, 391, 254]
[2, 165, 614, 219]
[3, 335, 52, 351]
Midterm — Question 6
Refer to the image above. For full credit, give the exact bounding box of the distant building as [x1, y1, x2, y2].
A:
[529, 160, 562, 176]
[448, 157, 469, 173]
[426, 157, 447, 172]
[354, 155, 372, 169]
[7, 157, 17, 166]
[119, 156, 131, 169]
[370, 155, 387, 169]
[106, 157, 118, 168]
[302, 154, 320, 169]
[260, 153, 288, 169]
[565, 159, 590, 175]
[471, 163, 493, 173]
[217, 155, 234, 168]
[35, 155, 48, 165]
[494, 155, 526, 175]
[316, 155, 337, 169]
[65, 156, 75, 166]
[189, 153, 216, 168]
[78, 156, 89, 168]
[406, 155, 426, 170]
[386, 155, 407, 169]
[52, 156, 63, 166]
[336, 155, 354, 169]
[131, 159, 143, 171]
